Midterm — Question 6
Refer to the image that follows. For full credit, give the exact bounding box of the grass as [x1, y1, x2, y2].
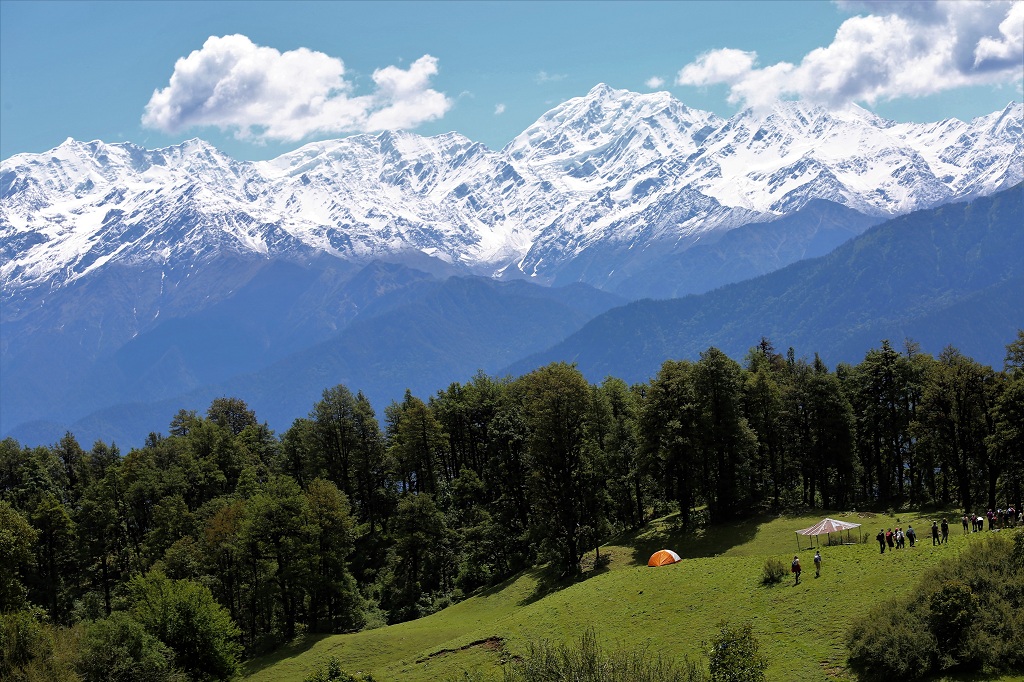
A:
[243, 509, 1024, 682]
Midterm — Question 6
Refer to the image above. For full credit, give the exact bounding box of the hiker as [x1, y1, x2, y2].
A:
[962, 514, 969, 534]
[932, 521, 940, 545]
[907, 525, 916, 547]
[877, 529, 886, 553]
[792, 555, 802, 585]
[941, 518, 949, 544]
[886, 529, 894, 550]
[814, 550, 821, 578]
[896, 528, 904, 549]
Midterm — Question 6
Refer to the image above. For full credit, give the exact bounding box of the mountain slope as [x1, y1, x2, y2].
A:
[5, 276, 624, 446]
[507, 182, 1024, 381]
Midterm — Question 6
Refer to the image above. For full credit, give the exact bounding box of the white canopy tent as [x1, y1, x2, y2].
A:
[796, 518, 862, 549]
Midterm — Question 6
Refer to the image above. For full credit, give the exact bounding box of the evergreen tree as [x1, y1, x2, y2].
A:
[693, 348, 757, 520]
[640, 360, 699, 527]
[915, 347, 995, 512]
[517, 363, 600, 576]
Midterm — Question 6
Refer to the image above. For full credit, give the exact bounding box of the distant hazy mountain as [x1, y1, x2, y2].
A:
[2, 86, 1021, 445]
[6, 274, 624, 447]
[505, 183, 1024, 383]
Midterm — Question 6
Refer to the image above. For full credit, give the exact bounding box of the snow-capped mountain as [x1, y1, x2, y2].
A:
[2, 84, 1022, 446]
[2, 84, 1022, 304]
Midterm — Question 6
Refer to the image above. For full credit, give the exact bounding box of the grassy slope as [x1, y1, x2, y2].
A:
[245, 510, 1024, 682]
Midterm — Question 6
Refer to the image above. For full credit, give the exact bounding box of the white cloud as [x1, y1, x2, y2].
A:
[676, 1, 1023, 111]
[536, 70, 568, 83]
[494, 103, 506, 115]
[646, 76, 666, 89]
[142, 35, 451, 142]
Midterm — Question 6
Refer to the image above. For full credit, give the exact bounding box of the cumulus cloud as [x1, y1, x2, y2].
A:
[676, 1, 1023, 111]
[646, 76, 666, 89]
[142, 35, 451, 142]
[494, 103, 506, 115]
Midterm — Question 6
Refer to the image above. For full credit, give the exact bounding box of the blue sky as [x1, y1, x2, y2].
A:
[1, 1, 1021, 161]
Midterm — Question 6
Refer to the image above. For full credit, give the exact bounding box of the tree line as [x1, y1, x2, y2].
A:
[1, 333, 1022, 679]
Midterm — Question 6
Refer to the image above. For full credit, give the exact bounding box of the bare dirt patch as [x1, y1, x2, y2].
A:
[417, 637, 506, 662]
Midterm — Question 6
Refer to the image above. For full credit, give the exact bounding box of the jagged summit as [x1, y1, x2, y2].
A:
[3, 89, 1022, 301]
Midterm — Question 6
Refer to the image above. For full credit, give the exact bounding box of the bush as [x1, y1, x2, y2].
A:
[127, 570, 242, 681]
[847, 529, 1024, 679]
[847, 599, 936, 681]
[708, 621, 767, 682]
[303, 656, 376, 682]
[76, 612, 182, 682]
[760, 557, 787, 585]
[0, 609, 80, 682]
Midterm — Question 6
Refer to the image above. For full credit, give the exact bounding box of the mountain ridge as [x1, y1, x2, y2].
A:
[4, 86, 1020, 304]
[504, 183, 1024, 383]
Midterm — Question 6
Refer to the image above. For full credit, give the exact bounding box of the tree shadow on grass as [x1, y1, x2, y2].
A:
[518, 565, 582, 607]
[625, 511, 764, 566]
[242, 632, 333, 678]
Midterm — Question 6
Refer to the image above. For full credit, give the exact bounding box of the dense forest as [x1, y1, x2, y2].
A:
[2, 332, 1023, 680]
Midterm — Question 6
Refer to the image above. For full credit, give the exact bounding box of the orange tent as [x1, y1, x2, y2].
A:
[647, 549, 681, 566]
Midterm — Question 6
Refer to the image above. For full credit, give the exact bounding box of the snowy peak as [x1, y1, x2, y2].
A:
[506, 83, 721, 174]
[2, 88, 1022, 301]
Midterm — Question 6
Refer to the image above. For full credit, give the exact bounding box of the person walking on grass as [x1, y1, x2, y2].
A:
[907, 525, 916, 547]
[962, 514, 970, 534]
[932, 521, 940, 546]
[814, 550, 821, 578]
[941, 518, 949, 544]
[792, 555, 802, 585]
[877, 529, 886, 553]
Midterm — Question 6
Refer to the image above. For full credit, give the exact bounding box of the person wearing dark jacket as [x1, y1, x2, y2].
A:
[932, 521, 940, 546]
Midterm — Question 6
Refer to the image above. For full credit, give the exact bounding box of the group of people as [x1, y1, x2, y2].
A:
[791, 550, 822, 584]
[875, 507, 1021, 555]
[876, 525, 918, 553]
[962, 507, 1019, 533]
[804, 507, 1022, 583]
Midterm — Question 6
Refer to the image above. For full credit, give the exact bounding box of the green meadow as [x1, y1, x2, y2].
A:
[245, 509, 1022, 682]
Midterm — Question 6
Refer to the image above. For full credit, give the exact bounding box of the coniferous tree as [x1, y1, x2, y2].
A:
[915, 346, 995, 512]
[744, 341, 789, 510]
[693, 348, 757, 520]
[640, 360, 699, 527]
[518, 363, 601, 576]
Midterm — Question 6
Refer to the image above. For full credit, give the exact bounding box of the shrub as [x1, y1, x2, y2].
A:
[707, 621, 767, 682]
[847, 599, 936, 681]
[127, 570, 242, 681]
[303, 656, 376, 682]
[847, 529, 1024, 679]
[0, 609, 80, 682]
[760, 557, 787, 585]
[76, 612, 181, 682]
